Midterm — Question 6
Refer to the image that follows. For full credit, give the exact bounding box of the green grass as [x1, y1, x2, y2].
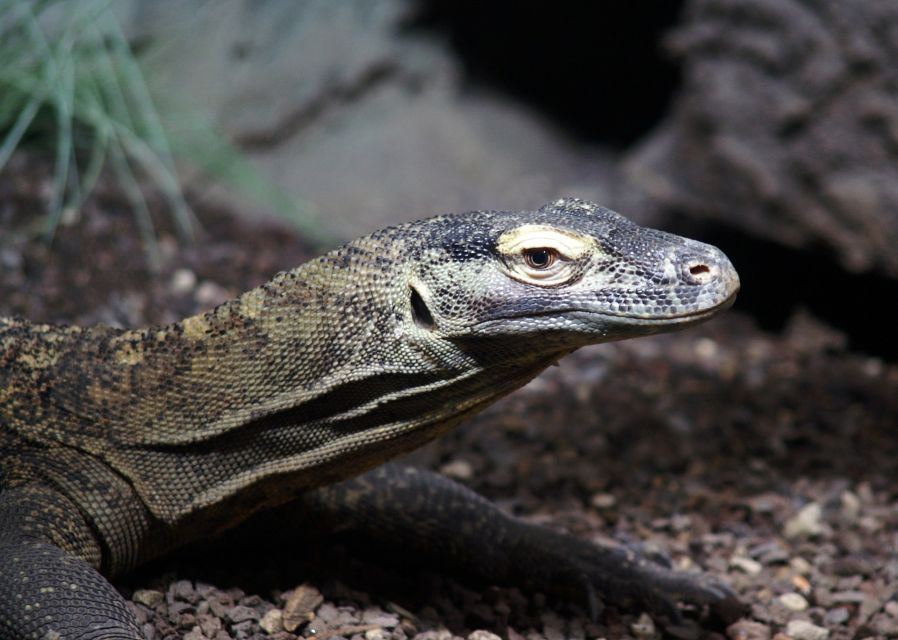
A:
[0, 0, 328, 267]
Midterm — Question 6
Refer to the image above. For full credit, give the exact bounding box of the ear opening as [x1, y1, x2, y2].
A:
[410, 286, 436, 330]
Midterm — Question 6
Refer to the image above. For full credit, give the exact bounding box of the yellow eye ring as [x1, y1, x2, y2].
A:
[496, 225, 595, 286]
[523, 248, 558, 270]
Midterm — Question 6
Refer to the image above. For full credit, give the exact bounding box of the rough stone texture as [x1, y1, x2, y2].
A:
[626, 0, 898, 277]
[122, 0, 621, 239]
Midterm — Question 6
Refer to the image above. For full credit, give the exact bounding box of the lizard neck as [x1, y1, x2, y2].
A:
[4, 240, 553, 527]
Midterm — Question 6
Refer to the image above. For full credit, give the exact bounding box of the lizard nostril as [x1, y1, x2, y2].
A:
[686, 261, 714, 284]
[690, 264, 710, 276]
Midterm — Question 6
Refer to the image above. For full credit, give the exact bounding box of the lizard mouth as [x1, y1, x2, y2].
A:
[595, 287, 740, 322]
[476, 288, 739, 325]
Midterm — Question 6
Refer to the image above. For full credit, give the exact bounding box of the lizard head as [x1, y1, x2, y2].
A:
[405, 197, 740, 349]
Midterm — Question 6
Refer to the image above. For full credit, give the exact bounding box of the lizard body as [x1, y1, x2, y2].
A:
[0, 199, 740, 638]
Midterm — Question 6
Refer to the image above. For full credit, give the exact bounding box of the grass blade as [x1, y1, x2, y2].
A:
[108, 138, 160, 270]
[0, 0, 327, 259]
[0, 93, 41, 170]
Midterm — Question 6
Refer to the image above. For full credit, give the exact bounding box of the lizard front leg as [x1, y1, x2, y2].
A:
[0, 485, 142, 640]
[297, 464, 743, 624]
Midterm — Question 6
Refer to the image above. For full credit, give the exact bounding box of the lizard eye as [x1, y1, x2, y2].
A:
[497, 224, 592, 287]
[523, 248, 557, 270]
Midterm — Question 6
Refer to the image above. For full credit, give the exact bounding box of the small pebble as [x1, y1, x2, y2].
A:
[631, 612, 657, 639]
[590, 492, 617, 509]
[839, 491, 861, 523]
[199, 615, 223, 636]
[871, 615, 898, 637]
[208, 596, 229, 618]
[791, 574, 812, 594]
[226, 605, 259, 623]
[169, 579, 197, 604]
[260, 609, 284, 633]
[168, 601, 193, 619]
[750, 542, 789, 565]
[789, 557, 814, 575]
[0, 247, 23, 269]
[440, 459, 474, 481]
[823, 607, 849, 626]
[283, 583, 324, 631]
[59, 206, 80, 226]
[177, 612, 197, 628]
[784, 503, 824, 538]
[886, 601, 898, 618]
[127, 603, 148, 625]
[240, 595, 263, 607]
[467, 631, 502, 640]
[785, 619, 828, 640]
[366, 628, 387, 640]
[231, 618, 254, 636]
[132, 589, 164, 608]
[858, 515, 881, 532]
[731, 556, 763, 575]
[695, 337, 719, 360]
[361, 609, 400, 628]
[777, 593, 808, 611]
[726, 619, 771, 640]
[171, 268, 197, 294]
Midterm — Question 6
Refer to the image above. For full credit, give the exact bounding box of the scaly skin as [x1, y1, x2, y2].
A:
[0, 198, 740, 638]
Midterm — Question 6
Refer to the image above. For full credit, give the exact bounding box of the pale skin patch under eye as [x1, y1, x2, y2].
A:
[496, 225, 597, 286]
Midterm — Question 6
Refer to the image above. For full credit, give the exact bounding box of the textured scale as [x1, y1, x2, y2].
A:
[0, 199, 740, 638]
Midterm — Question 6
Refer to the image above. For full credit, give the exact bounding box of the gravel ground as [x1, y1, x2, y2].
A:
[2, 163, 896, 640]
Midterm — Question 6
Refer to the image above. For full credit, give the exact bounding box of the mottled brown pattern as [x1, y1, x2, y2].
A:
[0, 199, 740, 638]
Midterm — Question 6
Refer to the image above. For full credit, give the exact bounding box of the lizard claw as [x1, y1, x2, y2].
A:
[512, 525, 744, 625]
[578, 572, 603, 623]
[618, 553, 745, 623]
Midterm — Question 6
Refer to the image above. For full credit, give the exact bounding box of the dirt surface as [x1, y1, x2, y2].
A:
[1, 166, 897, 640]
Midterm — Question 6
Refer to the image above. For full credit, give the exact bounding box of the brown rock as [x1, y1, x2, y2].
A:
[283, 583, 324, 632]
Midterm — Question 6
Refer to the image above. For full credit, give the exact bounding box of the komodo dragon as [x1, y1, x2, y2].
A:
[0, 198, 741, 639]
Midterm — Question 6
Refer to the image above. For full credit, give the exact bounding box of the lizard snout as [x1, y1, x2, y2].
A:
[678, 247, 741, 295]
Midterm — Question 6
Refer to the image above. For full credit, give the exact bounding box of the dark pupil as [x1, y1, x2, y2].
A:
[529, 250, 550, 267]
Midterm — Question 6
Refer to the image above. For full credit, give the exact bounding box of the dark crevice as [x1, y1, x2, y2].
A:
[410, 286, 435, 329]
[410, 1, 685, 147]
[235, 61, 400, 149]
[667, 216, 898, 362]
